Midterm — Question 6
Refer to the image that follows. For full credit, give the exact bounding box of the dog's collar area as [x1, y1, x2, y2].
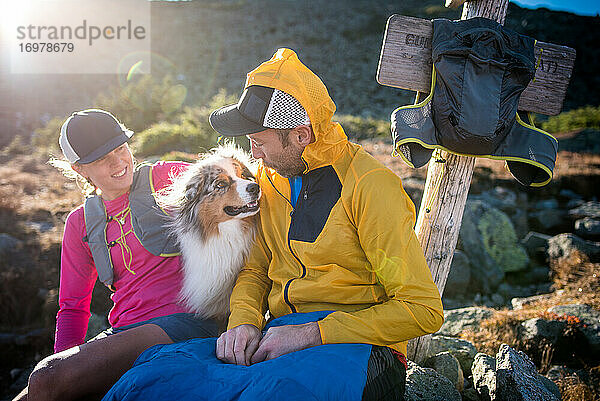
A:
[224, 200, 259, 216]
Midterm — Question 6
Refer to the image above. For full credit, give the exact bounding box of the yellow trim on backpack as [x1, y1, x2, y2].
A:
[393, 134, 553, 187]
[390, 63, 554, 187]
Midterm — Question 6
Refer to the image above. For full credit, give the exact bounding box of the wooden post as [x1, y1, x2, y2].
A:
[406, 0, 510, 364]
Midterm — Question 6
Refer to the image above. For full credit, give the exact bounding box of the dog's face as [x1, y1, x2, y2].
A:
[165, 150, 261, 240]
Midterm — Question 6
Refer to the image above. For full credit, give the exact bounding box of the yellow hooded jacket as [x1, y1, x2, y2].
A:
[228, 49, 444, 356]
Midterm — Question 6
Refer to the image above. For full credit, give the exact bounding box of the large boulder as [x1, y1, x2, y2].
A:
[520, 318, 566, 343]
[404, 360, 462, 401]
[548, 304, 600, 354]
[0, 233, 22, 257]
[575, 217, 600, 240]
[568, 201, 600, 219]
[495, 344, 560, 401]
[428, 335, 478, 376]
[460, 201, 529, 286]
[443, 250, 471, 298]
[423, 351, 464, 391]
[529, 209, 566, 232]
[437, 307, 494, 337]
[547, 233, 600, 262]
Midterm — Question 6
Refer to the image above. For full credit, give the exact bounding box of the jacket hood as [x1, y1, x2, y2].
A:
[245, 48, 348, 172]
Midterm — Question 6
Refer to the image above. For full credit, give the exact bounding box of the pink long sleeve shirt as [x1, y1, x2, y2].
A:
[54, 161, 189, 353]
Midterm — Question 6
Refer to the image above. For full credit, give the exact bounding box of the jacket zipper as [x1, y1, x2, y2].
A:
[266, 173, 308, 314]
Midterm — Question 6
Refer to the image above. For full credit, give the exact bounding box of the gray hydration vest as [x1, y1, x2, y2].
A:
[391, 17, 558, 187]
[83, 163, 180, 290]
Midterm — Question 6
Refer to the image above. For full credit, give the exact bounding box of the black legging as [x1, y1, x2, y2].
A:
[362, 346, 406, 401]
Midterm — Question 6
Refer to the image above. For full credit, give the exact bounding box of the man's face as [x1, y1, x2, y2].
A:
[247, 129, 306, 178]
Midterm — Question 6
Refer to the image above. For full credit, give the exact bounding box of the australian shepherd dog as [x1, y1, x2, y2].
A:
[158, 145, 260, 321]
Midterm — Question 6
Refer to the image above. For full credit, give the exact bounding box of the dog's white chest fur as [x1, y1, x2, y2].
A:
[178, 219, 255, 319]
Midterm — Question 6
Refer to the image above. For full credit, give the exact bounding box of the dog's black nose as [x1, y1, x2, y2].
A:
[246, 183, 260, 195]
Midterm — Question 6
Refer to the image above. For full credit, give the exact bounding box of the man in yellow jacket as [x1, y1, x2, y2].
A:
[210, 48, 444, 399]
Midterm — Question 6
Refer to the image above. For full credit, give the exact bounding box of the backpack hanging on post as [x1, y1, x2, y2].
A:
[391, 17, 558, 187]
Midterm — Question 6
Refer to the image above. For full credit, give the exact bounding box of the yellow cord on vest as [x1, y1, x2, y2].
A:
[109, 207, 136, 275]
[424, 149, 446, 214]
[533, 46, 543, 83]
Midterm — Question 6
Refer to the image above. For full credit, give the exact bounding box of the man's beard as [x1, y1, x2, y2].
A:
[264, 144, 306, 178]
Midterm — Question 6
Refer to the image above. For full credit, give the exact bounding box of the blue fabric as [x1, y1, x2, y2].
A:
[103, 311, 372, 401]
[288, 175, 303, 208]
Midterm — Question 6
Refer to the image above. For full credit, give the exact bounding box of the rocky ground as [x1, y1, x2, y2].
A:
[1, 132, 599, 400]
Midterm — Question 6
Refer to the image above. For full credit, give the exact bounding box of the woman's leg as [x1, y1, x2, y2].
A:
[14, 323, 172, 401]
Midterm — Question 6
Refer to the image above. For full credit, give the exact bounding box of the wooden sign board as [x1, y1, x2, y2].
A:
[377, 14, 576, 116]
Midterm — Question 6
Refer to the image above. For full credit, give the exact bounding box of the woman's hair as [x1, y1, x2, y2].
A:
[48, 157, 97, 196]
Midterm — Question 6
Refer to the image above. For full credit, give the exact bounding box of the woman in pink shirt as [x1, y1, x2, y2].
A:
[14, 109, 218, 401]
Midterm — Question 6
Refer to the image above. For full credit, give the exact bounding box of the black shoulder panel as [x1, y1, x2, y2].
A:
[289, 165, 342, 243]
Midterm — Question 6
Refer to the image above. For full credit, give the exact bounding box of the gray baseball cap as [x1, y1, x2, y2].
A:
[209, 85, 310, 137]
[59, 109, 133, 164]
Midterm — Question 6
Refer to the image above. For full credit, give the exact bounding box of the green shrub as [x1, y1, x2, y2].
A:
[334, 114, 390, 140]
[95, 74, 187, 133]
[32, 117, 64, 157]
[542, 105, 600, 134]
[131, 89, 242, 158]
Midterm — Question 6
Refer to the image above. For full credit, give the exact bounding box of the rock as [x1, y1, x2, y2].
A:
[519, 231, 552, 253]
[444, 250, 471, 298]
[546, 364, 576, 382]
[490, 293, 504, 306]
[495, 343, 559, 400]
[472, 353, 496, 401]
[423, 351, 464, 391]
[438, 307, 494, 337]
[575, 217, 600, 240]
[428, 335, 478, 376]
[471, 187, 518, 213]
[85, 313, 109, 341]
[520, 318, 566, 343]
[529, 265, 551, 283]
[460, 201, 508, 292]
[404, 360, 462, 401]
[529, 209, 566, 231]
[0, 233, 21, 256]
[462, 200, 529, 274]
[548, 304, 600, 353]
[547, 233, 600, 262]
[559, 189, 583, 201]
[510, 208, 529, 241]
[537, 374, 562, 400]
[462, 387, 482, 401]
[510, 292, 560, 310]
[534, 199, 559, 210]
[568, 201, 600, 219]
[566, 198, 585, 209]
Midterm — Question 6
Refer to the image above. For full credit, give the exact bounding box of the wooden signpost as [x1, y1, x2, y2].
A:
[376, 0, 576, 363]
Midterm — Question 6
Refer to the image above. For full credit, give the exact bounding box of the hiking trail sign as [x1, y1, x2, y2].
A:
[376, 0, 576, 363]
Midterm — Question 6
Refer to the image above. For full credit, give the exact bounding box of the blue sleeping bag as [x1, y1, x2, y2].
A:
[103, 311, 372, 401]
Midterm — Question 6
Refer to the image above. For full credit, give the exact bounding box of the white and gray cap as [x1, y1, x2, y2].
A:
[209, 85, 310, 136]
[59, 109, 133, 164]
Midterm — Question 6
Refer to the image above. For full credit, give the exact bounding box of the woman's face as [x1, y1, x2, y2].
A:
[73, 143, 134, 200]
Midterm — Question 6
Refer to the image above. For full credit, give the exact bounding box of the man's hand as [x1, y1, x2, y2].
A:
[216, 324, 261, 366]
[250, 322, 322, 364]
